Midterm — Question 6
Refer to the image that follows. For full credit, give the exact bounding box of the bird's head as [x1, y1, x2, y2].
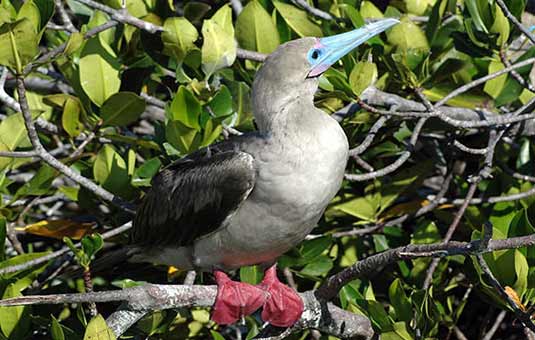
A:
[252, 18, 399, 122]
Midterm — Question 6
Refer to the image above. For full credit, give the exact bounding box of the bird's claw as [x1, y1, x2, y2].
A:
[211, 271, 267, 325]
[211, 267, 304, 327]
[259, 265, 304, 327]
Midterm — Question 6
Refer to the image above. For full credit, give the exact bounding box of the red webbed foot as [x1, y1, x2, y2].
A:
[211, 271, 267, 325]
[259, 265, 304, 327]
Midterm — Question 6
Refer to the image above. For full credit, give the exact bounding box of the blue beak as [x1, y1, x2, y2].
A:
[308, 18, 399, 77]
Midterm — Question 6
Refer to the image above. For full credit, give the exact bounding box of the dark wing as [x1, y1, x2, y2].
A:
[130, 149, 256, 247]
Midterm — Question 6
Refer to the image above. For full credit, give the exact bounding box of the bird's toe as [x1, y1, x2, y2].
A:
[211, 271, 268, 325]
[259, 266, 304, 327]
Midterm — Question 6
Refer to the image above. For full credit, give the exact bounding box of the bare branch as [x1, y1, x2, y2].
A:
[0, 151, 38, 158]
[291, 0, 333, 20]
[0, 285, 373, 339]
[54, 0, 78, 33]
[345, 117, 426, 181]
[15, 76, 134, 212]
[316, 232, 535, 300]
[348, 116, 389, 156]
[229, 0, 243, 15]
[496, 0, 535, 45]
[0, 222, 132, 275]
[435, 58, 535, 107]
[74, 0, 163, 33]
[237, 48, 267, 62]
[453, 140, 488, 155]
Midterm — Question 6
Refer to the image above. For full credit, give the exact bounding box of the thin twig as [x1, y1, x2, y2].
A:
[15, 76, 134, 213]
[0, 222, 132, 275]
[345, 117, 427, 181]
[54, 0, 78, 33]
[236, 48, 267, 62]
[291, 0, 333, 20]
[496, 0, 535, 45]
[481, 310, 507, 340]
[435, 57, 535, 107]
[316, 232, 535, 300]
[74, 0, 162, 33]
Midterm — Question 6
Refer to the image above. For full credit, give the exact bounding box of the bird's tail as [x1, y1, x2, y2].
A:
[90, 246, 142, 273]
[62, 246, 142, 278]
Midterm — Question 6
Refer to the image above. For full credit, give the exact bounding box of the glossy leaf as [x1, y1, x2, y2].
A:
[273, 2, 322, 37]
[236, 0, 280, 53]
[93, 145, 130, 195]
[201, 5, 236, 77]
[162, 17, 198, 62]
[349, 61, 377, 96]
[0, 19, 39, 72]
[101, 92, 146, 126]
[387, 17, 429, 51]
[62, 97, 84, 137]
[83, 314, 116, 340]
[168, 86, 201, 129]
[79, 38, 121, 107]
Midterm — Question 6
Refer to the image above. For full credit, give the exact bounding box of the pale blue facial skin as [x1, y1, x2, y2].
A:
[307, 18, 400, 77]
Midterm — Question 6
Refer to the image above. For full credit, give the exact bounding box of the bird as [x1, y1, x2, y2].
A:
[128, 18, 399, 327]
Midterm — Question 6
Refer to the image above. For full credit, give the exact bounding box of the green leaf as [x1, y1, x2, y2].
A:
[168, 86, 201, 129]
[388, 279, 412, 323]
[93, 145, 130, 196]
[236, 0, 280, 53]
[465, 0, 489, 33]
[360, 1, 383, 18]
[368, 300, 392, 331]
[132, 158, 161, 187]
[101, 92, 145, 126]
[165, 120, 201, 154]
[331, 196, 377, 222]
[411, 221, 440, 244]
[0, 19, 39, 73]
[79, 38, 121, 107]
[64, 32, 84, 55]
[349, 61, 377, 96]
[387, 17, 429, 51]
[0, 283, 30, 339]
[208, 85, 233, 118]
[0, 113, 31, 151]
[14, 165, 57, 198]
[33, 0, 55, 34]
[0, 217, 5, 261]
[491, 4, 509, 46]
[162, 17, 198, 62]
[273, 2, 322, 37]
[484, 60, 506, 98]
[381, 322, 414, 340]
[50, 315, 65, 340]
[17, 1, 40, 32]
[201, 10, 236, 77]
[300, 255, 333, 276]
[81, 233, 104, 260]
[300, 236, 332, 261]
[83, 314, 116, 340]
[0, 252, 50, 278]
[62, 97, 84, 137]
[240, 265, 262, 284]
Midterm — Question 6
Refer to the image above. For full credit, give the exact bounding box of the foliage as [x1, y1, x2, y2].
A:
[0, 0, 533, 339]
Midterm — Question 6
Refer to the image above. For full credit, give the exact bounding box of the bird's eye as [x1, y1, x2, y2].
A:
[307, 49, 322, 63]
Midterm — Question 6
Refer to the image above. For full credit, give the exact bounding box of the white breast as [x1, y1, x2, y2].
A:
[193, 113, 348, 270]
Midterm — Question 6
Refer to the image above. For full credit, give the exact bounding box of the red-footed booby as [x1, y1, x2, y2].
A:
[130, 18, 399, 327]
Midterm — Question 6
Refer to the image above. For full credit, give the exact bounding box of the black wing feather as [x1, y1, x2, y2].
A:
[131, 149, 256, 247]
